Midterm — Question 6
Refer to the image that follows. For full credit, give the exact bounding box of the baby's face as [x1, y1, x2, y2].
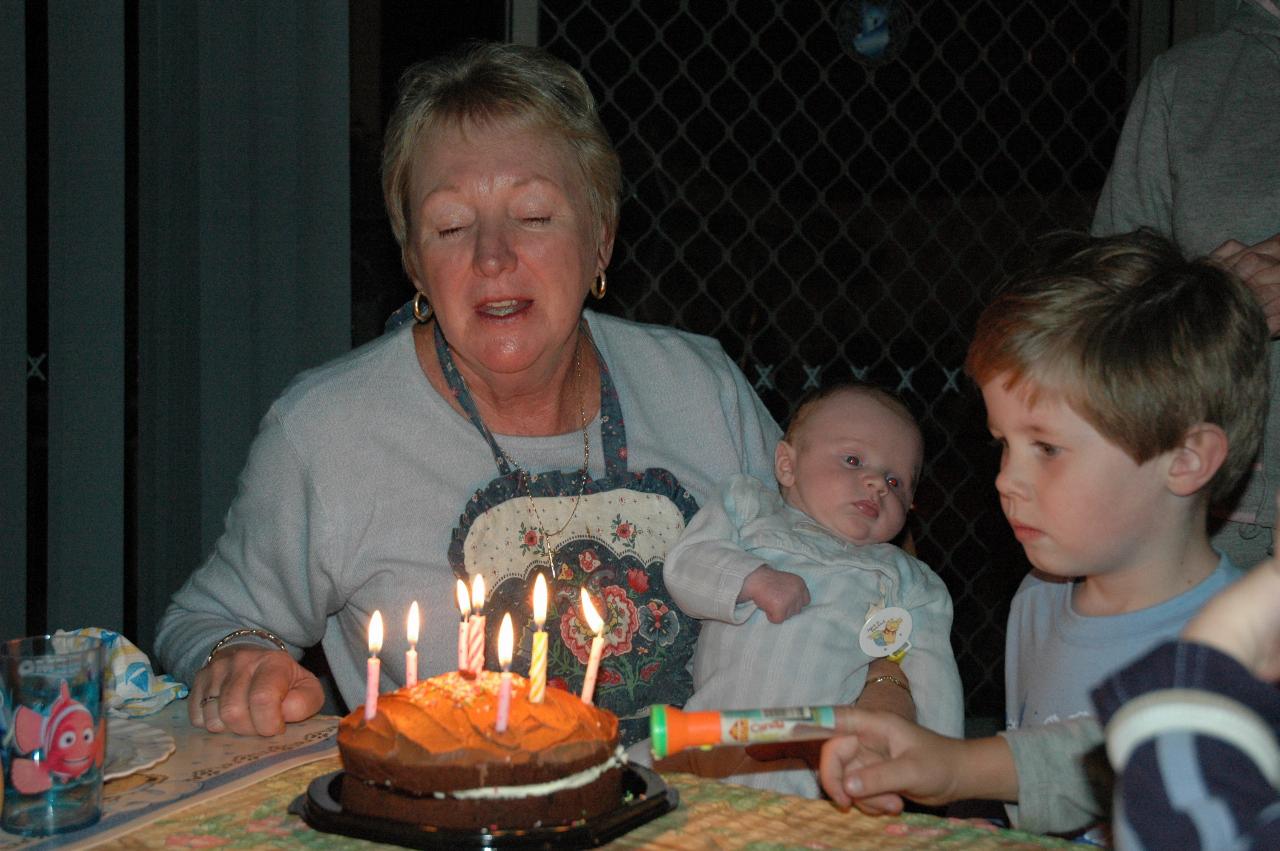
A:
[775, 391, 922, 546]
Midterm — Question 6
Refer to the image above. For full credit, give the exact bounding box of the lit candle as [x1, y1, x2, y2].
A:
[365, 610, 383, 721]
[456, 580, 470, 673]
[579, 588, 605, 705]
[468, 574, 487, 674]
[530, 574, 548, 704]
[495, 613, 514, 732]
[405, 601, 420, 688]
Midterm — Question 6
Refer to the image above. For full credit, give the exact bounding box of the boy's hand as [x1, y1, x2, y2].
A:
[818, 709, 965, 814]
[1213, 233, 1280, 336]
[738, 564, 810, 623]
[1183, 551, 1280, 683]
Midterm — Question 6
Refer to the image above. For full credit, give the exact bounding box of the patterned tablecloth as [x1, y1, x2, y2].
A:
[96, 760, 1071, 850]
[1, 700, 1073, 850]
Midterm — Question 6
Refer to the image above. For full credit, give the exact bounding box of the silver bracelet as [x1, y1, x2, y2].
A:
[203, 627, 288, 668]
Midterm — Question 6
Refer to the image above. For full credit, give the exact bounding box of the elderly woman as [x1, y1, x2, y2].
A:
[155, 41, 785, 746]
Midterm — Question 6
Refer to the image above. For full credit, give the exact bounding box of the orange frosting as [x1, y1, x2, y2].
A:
[338, 671, 619, 793]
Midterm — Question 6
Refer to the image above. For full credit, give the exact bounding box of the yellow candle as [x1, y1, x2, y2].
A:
[530, 574, 548, 703]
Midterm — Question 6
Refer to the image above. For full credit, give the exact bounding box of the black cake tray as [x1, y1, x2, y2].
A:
[289, 765, 678, 849]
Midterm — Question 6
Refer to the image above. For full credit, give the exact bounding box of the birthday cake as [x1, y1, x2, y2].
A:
[337, 670, 625, 829]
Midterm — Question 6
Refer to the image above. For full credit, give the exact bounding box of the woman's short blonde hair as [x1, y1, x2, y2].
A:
[382, 41, 621, 270]
[965, 229, 1269, 508]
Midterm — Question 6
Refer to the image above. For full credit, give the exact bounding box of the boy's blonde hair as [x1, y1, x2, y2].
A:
[965, 229, 1268, 508]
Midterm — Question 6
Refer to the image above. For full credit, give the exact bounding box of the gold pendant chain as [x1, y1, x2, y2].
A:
[494, 334, 591, 569]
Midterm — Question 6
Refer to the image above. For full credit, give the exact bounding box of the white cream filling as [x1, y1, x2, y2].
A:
[434, 746, 628, 801]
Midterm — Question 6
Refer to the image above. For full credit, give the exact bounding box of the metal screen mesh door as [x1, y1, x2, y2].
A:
[539, 0, 1131, 719]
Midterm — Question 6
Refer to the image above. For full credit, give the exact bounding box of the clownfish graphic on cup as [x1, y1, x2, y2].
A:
[9, 680, 102, 794]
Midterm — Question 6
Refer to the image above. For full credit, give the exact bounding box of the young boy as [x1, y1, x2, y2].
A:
[663, 383, 964, 797]
[817, 229, 1270, 838]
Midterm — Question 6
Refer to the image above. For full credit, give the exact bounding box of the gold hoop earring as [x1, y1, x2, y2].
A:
[591, 271, 607, 300]
[412, 292, 432, 323]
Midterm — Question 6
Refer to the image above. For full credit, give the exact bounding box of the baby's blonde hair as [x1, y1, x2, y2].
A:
[784, 382, 923, 485]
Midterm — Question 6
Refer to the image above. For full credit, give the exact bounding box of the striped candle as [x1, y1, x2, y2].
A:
[467, 614, 486, 675]
[529, 574, 548, 703]
[455, 580, 470, 672]
[467, 574, 487, 674]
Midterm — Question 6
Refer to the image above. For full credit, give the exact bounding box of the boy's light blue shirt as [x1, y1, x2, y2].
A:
[1001, 554, 1242, 834]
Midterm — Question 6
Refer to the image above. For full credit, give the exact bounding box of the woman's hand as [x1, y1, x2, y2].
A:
[738, 564, 810, 623]
[190, 645, 325, 736]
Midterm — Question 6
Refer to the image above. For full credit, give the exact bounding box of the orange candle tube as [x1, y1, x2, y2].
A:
[648, 704, 841, 760]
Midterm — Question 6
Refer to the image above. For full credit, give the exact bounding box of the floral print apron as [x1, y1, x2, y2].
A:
[436, 323, 701, 746]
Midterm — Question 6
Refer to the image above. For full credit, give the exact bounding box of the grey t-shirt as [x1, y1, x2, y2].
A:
[1091, 0, 1280, 563]
[156, 310, 781, 715]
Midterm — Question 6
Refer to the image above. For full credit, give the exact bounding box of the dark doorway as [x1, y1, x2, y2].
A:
[349, 1, 508, 346]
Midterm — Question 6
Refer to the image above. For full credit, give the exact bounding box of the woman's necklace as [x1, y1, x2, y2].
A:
[491, 334, 591, 571]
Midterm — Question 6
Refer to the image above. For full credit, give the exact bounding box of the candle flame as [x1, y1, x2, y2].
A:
[471, 573, 486, 611]
[408, 601, 420, 644]
[456, 579, 470, 618]
[533, 574, 547, 628]
[498, 613, 514, 668]
[580, 587, 604, 634]
[369, 610, 384, 654]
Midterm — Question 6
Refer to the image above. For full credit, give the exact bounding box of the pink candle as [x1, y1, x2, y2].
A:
[456, 580, 470, 672]
[529, 574, 548, 704]
[365, 610, 383, 720]
[495, 613, 514, 733]
[468, 574, 487, 674]
[579, 588, 605, 705]
[405, 601, 420, 688]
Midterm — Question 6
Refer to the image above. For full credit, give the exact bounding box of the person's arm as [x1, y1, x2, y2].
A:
[892, 551, 965, 737]
[818, 710, 1018, 816]
[1181, 545, 1280, 680]
[998, 718, 1108, 833]
[1089, 552, 1280, 849]
[155, 407, 334, 735]
[664, 476, 804, 623]
[853, 658, 915, 720]
[1094, 641, 1280, 850]
[1091, 57, 1174, 238]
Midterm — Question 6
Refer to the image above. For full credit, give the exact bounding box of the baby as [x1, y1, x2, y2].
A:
[662, 382, 964, 797]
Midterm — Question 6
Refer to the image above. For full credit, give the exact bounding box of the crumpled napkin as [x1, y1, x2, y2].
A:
[55, 628, 188, 718]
